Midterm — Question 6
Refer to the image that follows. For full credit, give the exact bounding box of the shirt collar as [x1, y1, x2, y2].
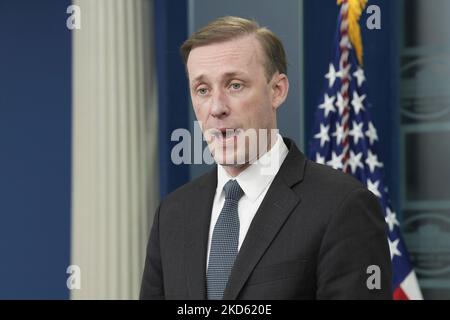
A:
[216, 134, 289, 202]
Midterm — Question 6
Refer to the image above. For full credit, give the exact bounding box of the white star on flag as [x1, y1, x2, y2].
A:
[365, 121, 378, 145]
[388, 238, 402, 260]
[335, 93, 347, 116]
[332, 122, 345, 145]
[351, 91, 366, 114]
[385, 207, 400, 232]
[365, 150, 384, 173]
[349, 121, 364, 144]
[353, 67, 366, 87]
[314, 124, 330, 147]
[325, 63, 338, 88]
[348, 150, 364, 173]
[315, 153, 325, 164]
[326, 151, 343, 170]
[367, 178, 381, 198]
[319, 94, 336, 117]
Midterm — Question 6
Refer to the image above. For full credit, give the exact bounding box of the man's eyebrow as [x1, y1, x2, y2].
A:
[191, 75, 206, 86]
[223, 71, 247, 79]
[190, 72, 247, 86]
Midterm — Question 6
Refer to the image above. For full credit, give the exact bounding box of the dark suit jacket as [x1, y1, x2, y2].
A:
[140, 138, 392, 299]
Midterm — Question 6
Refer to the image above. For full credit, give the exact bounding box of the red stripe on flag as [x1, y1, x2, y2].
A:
[393, 287, 409, 300]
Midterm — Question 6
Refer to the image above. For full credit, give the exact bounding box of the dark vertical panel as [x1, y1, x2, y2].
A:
[154, 0, 190, 198]
[0, 0, 71, 299]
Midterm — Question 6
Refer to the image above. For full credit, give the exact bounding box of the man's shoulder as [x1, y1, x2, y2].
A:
[297, 159, 382, 228]
[302, 158, 366, 193]
[161, 167, 216, 204]
[281, 137, 364, 192]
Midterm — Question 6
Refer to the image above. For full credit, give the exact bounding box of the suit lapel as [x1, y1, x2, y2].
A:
[223, 139, 306, 299]
[184, 168, 217, 299]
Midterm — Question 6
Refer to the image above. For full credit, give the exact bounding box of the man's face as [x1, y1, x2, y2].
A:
[186, 35, 287, 169]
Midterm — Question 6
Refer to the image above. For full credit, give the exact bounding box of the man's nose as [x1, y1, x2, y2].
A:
[210, 90, 229, 118]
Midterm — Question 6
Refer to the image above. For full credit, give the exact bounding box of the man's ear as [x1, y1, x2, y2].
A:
[271, 73, 289, 110]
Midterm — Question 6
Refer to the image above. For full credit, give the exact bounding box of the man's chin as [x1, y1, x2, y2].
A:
[217, 162, 247, 168]
[213, 152, 247, 167]
[213, 151, 260, 168]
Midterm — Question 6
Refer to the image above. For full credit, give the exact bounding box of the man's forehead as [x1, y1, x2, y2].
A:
[187, 35, 264, 79]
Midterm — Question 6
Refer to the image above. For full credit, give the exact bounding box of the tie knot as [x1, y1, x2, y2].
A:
[223, 180, 244, 201]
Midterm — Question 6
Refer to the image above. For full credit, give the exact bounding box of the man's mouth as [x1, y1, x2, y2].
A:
[212, 128, 242, 142]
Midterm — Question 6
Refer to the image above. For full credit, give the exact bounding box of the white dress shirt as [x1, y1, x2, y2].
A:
[206, 134, 289, 267]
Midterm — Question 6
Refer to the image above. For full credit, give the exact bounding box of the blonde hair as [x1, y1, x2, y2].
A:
[180, 16, 287, 81]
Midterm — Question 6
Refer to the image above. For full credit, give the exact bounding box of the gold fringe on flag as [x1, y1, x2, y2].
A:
[337, 0, 368, 65]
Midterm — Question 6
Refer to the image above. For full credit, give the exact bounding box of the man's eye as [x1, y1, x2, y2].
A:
[230, 83, 242, 90]
[197, 88, 208, 95]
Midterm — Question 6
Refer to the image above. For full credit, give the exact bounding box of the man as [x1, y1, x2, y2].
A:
[140, 16, 392, 300]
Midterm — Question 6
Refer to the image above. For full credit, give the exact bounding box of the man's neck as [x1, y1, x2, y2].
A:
[222, 163, 251, 178]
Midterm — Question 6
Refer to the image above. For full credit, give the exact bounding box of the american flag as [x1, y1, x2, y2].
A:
[308, 0, 422, 300]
